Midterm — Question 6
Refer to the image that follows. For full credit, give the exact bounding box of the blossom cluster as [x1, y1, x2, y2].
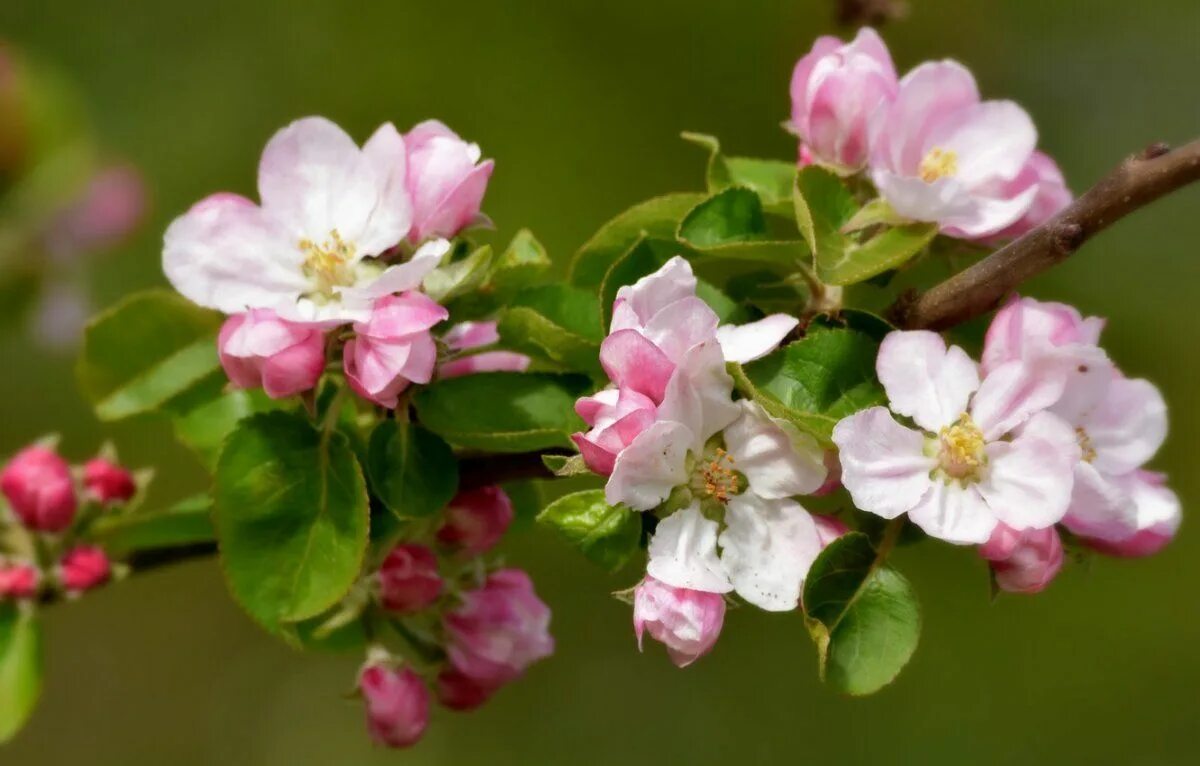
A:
[352, 486, 553, 748]
[0, 443, 137, 601]
[164, 117, 527, 408]
[789, 28, 1071, 239]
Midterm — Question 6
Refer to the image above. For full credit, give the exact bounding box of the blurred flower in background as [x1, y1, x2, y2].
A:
[0, 40, 146, 352]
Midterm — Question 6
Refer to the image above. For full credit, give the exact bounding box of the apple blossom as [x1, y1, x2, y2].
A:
[82, 457, 137, 505]
[869, 61, 1040, 239]
[218, 309, 327, 399]
[0, 561, 40, 601]
[343, 291, 449, 408]
[438, 320, 530, 379]
[59, 545, 111, 594]
[405, 120, 494, 243]
[633, 575, 726, 667]
[437, 486, 514, 556]
[979, 523, 1064, 594]
[442, 569, 554, 692]
[1, 445, 77, 533]
[833, 330, 1080, 544]
[359, 663, 429, 749]
[377, 544, 443, 614]
[164, 116, 450, 324]
[789, 27, 898, 173]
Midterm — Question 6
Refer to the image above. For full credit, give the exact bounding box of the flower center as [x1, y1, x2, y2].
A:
[918, 147, 958, 183]
[1076, 427, 1097, 463]
[690, 448, 742, 505]
[937, 414, 986, 481]
[300, 229, 357, 297]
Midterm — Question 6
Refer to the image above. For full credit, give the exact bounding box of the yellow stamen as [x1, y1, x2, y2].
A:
[919, 147, 959, 183]
[1076, 427, 1097, 463]
[937, 414, 985, 481]
[697, 448, 740, 504]
[299, 229, 357, 296]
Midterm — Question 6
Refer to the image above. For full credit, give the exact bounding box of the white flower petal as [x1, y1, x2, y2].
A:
[647, 505, 733, 594]
[970, 358, 1066, 440]
[723, 401, 826, 498]
[906, 480, 996, 544]
[611, 256, 697, 332]
[656, 340, 740, 450]
[606, 420, 693, 511]
[928, 100, 1038, 186]
[831, 407, 936, 519]
[876, 330, 979, 432]
[1062, 461, 1137, 542]
[1082, 377, 1167, 476]
[355, 122, 413, 254]
[719, 495, 822, 611]
[715, 314, 799, 364]
[977, 412, 1076, 530]
[641, 296, 720, 364]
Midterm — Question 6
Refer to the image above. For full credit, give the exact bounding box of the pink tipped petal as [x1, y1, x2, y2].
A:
[980, 524, 1064, 594]
[977, 412, 1077, 530]
[970, 359, 1067, 440]
[876, 330, 980, 432]
[926, 101, 1037, 186]
[438, 351, 531, 379]
[832, 407, 937, 519]
[633, 576, 725, 668]
[606, 421, 693, 510]
[610, 256, 697, 332]
[1088, 470, 1181, 557]
[719, 495, 823, 612]
[1062, 461, 1138, 542]
[655, 340, 740, 449]
[362, 292, 449, 338]
[444, 320, 501, 350]
[646, 505, 733, 594]
[722, 401, 826, 498]
[260, 333, 327, 398]
[871, 60, 980, 176]
[715, 314, 799, 364]
[907, 481, 997, 545]
[600, 329, 676, 404]
[415, 160, 494, 242]
[641, 296, 721, 363]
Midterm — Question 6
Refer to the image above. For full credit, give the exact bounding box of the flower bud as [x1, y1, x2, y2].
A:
[82, 457, 137, 505]
[1, 445, 77, 532]
[571, 387, 658, 476]
[0, 561, 40, 601]
[633, 575, 725, 668]
[789, 28, 897, 172]
[378, 544, 443, 614]
[59, 545, 112, 594]
[437, 486, 514, 556]
[218, 309, 326, 399]
[438, 321, 530, 379]
[979, 524, 1063, 594]
[436, 668, 494, 711]
[405, 120, 494, 242]
[443, 569, 554, 691]
[344, 292, 448, 408]
[359, 663, 430, 749]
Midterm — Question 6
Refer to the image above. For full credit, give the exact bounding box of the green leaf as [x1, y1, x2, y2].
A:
[537, 490, 641, 572]
[803, 532, 920, 695]
[92, 494, 215, 556]
[0, 605, 42, 743]
[77, 290, 224, 421]
[214, 412, 369, 633]
[423, 244, 494, 303]
[172, 389, 278, 470]
[598, 236, 670, 327]
[678, 186, 768, 247]
[414, 372, 587, 452]
[569, 193, 705, 288]
[542, 453, 592, 477]
[817, 223, 937, 286]
[840, 198, 909, 233]
[498, 284, 604, 375]
[793, 166, 859, 258]
[682, 132, 796, 215]
[735, 327, 885, 442]
[366, 421, 459, 519]
[491, 229, 552, 296]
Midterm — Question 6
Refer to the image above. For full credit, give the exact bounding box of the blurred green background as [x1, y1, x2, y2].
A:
[2, 0, 1198, 763]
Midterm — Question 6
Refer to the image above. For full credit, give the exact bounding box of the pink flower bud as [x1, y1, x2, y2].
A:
[344, 292, 448, 408]
[59, 545, 111, 594]
[378, 544, 443, 614]
[633, 575, 725, 668]
[789, 28, 898, 172]
[82, 457, 136, 505]
[437, 321, 530, 379]
[359, 663, 430, 749]
[443, 569, 554, 691]
[0, 561, 40, 601]
[1, 445, 77, 532]
[979, 524, 1063, 594]
[405, 120, 494, 242]
[812, 515, 850, 548]
[437, 486, 514, 556]
[44, 164, 146, 257]
[436, 668, 494, 711]
[218, 309, 326, 399]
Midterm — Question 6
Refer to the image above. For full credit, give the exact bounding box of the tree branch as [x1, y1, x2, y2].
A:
[889, 139, 1200, 331]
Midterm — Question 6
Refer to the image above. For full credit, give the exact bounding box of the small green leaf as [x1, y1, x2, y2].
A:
[366, 421, 459, 519]
[78, 290, 224, 421]
[498, 284, 604, 375]
[537, 489, 641, 572]
[214, 412, 369, 633]
[678, 186, 768, 248]
[0, 605, 42, 743]
[793, 166, 858, 258]
[423, 244, 494, 303]
[735, 327, 885, 442]
[840, 198, 909, 233]
[569, 193, 706, 288]
[173, 389, 278, 470]
[542, 453, 592, 477]
[682, 132, 797, 215]
[92, 494, 214, 556]
[803, 532, 920, 695]
[491, 229, 552, 296]
[817, 223, 937, 286]
[414, 373, 587, 452]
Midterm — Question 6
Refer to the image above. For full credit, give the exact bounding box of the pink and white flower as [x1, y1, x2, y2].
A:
[405, 120, 494, 243]
[359, 661, 429, 749]
[789, 27, 898, 173]
[437, 320, 530, 379]
[869, 61, 1040, 239]
[833, 330, 1080, 544]
[164, 116, 449, 324]
[218, 309, 327, 399]
[979, 523, 1064, 594]
[343, 292, 449, 408]
[633, 575, 725, 667]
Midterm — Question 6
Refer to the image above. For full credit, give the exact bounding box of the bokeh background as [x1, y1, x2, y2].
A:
[2, 0, 1198, 763]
